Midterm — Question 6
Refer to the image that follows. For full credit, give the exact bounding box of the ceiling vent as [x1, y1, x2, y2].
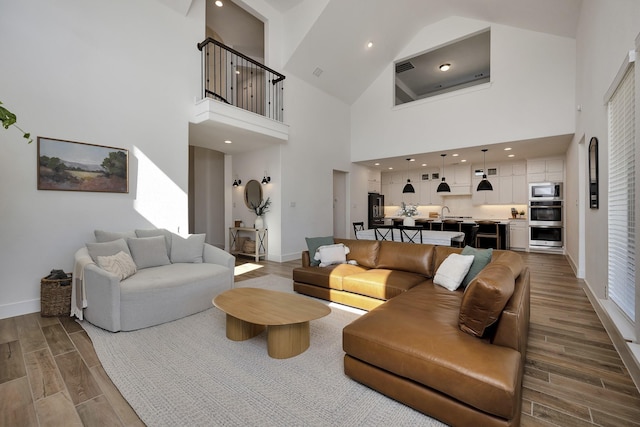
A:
[395, 61, 415, 74]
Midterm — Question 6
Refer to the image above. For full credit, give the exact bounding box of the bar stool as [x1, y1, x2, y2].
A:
[475, 220, 500, 249]
[442, 219, 462, 232]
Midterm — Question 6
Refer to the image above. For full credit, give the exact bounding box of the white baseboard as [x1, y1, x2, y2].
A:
[0, 299, 40, 320]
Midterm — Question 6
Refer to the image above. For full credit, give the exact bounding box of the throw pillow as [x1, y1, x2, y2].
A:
[96, 251, 137, 280]
[305, 236, 334, 267]
[433, 253, 475, 291]
[135, 228, 172, 254]
[86, 238, 132, 263]
[94, 230, 136, 243]
[170, 233, 206, 263]
[314, 243, 351, 267]
[460, 246, 493, 288]
[126, 236, 171, 269]
[458, 264, 515, 337]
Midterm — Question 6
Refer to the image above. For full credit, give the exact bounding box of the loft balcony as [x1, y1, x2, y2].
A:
[191, 38, 289, 152]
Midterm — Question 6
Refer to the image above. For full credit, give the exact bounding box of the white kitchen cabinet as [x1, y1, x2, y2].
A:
[367, 170, 381, 193]
[509, 221, 528, 251]
[499, 176, 513, 203]
[497, 161, 527, 204]
[527, 158, 563, 182]
[440, 163, 471, 195]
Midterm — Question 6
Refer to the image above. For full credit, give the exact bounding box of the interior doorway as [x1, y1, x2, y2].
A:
[333, 170, 347, 238]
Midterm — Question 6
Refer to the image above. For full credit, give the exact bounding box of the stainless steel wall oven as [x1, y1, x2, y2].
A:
[529, 199, 563, 248]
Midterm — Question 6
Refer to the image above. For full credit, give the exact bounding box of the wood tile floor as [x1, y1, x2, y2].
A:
[1, 252, 639, 426]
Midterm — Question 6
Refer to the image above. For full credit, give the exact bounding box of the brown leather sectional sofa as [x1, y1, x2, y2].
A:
[292, 238, 530, 427]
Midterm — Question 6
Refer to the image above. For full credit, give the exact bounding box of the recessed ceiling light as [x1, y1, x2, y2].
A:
[388, 167, 393, 170]
[409, 158, 415, 162]
[439, 63, 451, 71]
[215, 0, 223, 7]
[504, 147, 512, 151]
[461, 159, 467, 162]
[367, 41, 373, 48]
[421, 163, 427, 167]
[224, 140, 232, 144]
[452, 153, 459, 157]
[508, 154, 515, 158]
[374, 162, 380, 166]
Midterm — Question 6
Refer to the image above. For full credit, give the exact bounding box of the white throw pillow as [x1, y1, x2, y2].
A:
[433, 253, 475, 291]
[314, 243, 351, 267]
[97, 251, 137, 280]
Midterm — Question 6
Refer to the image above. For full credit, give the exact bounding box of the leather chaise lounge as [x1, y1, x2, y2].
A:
[293, 238, 530, 427]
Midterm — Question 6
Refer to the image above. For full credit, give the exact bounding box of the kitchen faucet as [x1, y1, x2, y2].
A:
[441, 206, 450, 219]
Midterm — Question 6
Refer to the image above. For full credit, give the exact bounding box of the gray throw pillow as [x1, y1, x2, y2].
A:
[305, 236, 335, 267]
[461, 246, 493, 288]
[135, 228, 172, 254]
[86, 238, 132, 263]
[170, 233, 205, 263]
[94, 230, 136, 243]
[126, 236, 171, 269]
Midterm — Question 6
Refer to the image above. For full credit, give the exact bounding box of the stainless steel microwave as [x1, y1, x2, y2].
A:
[529, 182, 562, 201]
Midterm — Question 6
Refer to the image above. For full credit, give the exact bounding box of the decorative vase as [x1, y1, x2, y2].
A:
[403, 216, 415, 226]
[254, 216, 264, 229]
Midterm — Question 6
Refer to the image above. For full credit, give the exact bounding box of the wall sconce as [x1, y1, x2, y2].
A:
[261, 172, 271, 185]
[232, 176, 242, 187]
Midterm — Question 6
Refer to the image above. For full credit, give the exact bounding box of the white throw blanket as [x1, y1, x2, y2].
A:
[71, 248, 93, 320]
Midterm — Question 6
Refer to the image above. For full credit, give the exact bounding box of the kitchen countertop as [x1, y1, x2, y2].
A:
[386, 216, 523, 224]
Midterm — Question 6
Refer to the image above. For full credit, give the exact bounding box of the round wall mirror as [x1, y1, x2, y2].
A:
[244, 179, 263, 209]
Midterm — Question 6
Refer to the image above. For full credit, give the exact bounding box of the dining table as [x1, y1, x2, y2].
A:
[356, 228, 465, 246]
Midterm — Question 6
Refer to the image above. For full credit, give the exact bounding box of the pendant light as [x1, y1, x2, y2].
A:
[436, 154, 451, 193]
[402, 158, 415, 193]
[477, 149, 493, 191]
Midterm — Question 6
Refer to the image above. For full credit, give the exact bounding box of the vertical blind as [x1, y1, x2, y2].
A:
[607, 64, 636, 322]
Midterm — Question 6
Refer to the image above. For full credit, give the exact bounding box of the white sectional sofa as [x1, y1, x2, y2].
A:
[74, 229, 235, 332]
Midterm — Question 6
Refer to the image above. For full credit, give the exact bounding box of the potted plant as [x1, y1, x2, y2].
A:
[0, 101, 32, 143]
[398, 202, 418, 226]
[519, 210, 526, 219]
[249, 197, 271, 229]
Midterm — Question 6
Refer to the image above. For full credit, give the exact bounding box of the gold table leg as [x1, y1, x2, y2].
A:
[267, 321, 310, 359]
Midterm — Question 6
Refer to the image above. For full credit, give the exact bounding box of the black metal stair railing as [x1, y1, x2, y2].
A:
[198, 38, 285, 122]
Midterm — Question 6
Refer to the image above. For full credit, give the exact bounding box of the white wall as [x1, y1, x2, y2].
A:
[351, 17, 576, 162]
[0, 0, 204, 318]
[278, 74, 351, 260]
[574, 0, 640, 302]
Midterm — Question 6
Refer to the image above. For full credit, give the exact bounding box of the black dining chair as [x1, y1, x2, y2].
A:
[353, 222, 365, 238]
[398, 226, 423, 244]
[374, 226, 395, 241]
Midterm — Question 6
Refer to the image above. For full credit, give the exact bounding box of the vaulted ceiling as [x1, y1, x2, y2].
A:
[270, 0, 582, 105]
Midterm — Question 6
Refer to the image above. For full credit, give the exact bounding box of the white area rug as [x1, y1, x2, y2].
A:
[81, 274, 445, 427]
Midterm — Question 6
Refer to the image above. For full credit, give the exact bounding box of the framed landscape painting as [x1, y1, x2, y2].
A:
[37, 137, 129, 193]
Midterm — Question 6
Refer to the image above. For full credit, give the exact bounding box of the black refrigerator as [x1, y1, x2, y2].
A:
[368, 193, 385, 228]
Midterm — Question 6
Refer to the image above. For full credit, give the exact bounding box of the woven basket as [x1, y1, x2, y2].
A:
[40, 273, 72, 317]
[243, 239, 256, 253]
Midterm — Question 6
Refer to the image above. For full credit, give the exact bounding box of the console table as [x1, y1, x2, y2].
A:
[229, 227, 268, 262]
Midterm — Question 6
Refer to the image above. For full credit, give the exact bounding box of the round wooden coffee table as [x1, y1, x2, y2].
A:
[213, 287, 331, 359]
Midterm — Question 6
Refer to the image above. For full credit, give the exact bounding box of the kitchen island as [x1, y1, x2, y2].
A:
[384, 217, 512, 249]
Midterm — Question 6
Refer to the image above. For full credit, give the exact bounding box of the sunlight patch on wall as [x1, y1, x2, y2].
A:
[133, 146, 187, 233]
